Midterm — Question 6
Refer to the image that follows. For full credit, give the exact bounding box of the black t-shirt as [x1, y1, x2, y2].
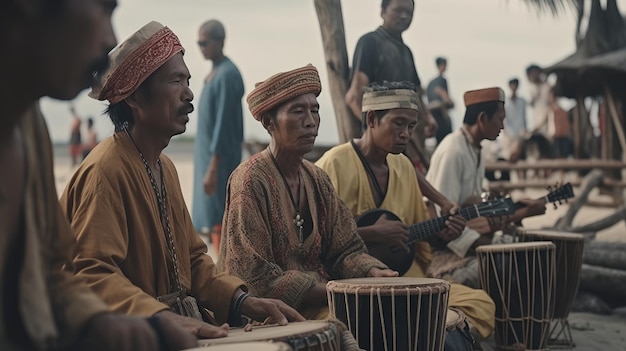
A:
[427, 75, 448, 103]
[350, 27, 421, 87]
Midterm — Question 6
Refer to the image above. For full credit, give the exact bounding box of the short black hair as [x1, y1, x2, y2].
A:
[361, 80, 416, 129]
[382, 0, 414, 11]
[526, 64, 542, 76]
[106, 101, 134, 132]
[509, 78, 519, 86]
[436, 57, 447, 66]
[463, 101, 501, 126]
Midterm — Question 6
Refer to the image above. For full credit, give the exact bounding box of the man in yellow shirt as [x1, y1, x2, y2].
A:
[316, 81, 496, 340]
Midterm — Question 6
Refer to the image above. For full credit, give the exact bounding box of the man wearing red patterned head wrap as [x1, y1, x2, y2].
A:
[60, 21, 304, 339]
[0, 2, 197, 351]
[218, 64, 397, 328]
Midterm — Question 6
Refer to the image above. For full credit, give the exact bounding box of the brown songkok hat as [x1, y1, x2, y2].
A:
[246, 64, 322, 120]
[463, 87, 505, 107]
[90, 21, 184, 104]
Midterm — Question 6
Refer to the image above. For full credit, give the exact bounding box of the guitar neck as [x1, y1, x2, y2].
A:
[407, 205, 481, 244]
[512, 196, 548, 211]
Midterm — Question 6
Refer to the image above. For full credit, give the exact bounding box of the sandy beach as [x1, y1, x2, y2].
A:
[52, 140, 626, 351]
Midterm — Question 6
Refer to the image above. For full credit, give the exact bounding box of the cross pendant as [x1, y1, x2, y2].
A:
[294, 214, 304, 242]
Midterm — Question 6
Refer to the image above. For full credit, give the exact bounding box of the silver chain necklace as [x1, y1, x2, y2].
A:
[125, 129, 183, 292]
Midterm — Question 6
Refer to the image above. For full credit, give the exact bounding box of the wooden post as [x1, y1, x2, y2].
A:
[314, 0, 362, 143]
[605, 85, 626, 206]
[575, 95, 585, 158]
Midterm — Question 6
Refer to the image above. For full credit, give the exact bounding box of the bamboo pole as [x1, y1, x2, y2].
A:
[313, 0, 361, 143]
[575, 95, 584, 158]
[605, 85, 626, 205]
[604, 85, 626, 156]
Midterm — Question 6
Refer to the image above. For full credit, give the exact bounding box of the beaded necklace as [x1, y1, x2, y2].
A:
[125, 129, 182, 292]
[269, 151, 305, 242]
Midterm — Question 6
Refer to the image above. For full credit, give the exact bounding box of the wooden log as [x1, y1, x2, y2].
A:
[572, 206, 626, 233]
[554, 169, 604, 229]
[313, 0, 361, 143]
[583, 241, 626, 271]
[579, 263, 626, 308]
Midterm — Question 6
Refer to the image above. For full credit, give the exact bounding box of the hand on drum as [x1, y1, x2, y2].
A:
[518, 198, 546, 218]
[373, 213, 410, 253]
[156, 310, 229, 338]
[367, 267, 399, 277]
[437, 214, 466, 242]
[241, 296, 305, 326]
[69, 312, 197, 351]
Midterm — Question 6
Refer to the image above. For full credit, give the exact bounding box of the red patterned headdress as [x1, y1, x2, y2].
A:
[246, 64, 322, 120]
[90, 21, 184, 104]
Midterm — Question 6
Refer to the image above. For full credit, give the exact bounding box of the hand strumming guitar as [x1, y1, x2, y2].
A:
[437, 212, 466, 242]
[518, 198, 547, 218]
[371, 213, 410, 253]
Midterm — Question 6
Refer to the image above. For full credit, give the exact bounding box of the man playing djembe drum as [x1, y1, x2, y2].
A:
[60, 21, 304, 339]
[218, 64, 399, 318]
[316, 81, 496, 343]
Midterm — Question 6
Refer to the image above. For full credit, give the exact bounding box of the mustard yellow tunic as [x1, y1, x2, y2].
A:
[1, 105, 108, 351]
[59, 132, 244, 324]
[316, 142, 495, 337]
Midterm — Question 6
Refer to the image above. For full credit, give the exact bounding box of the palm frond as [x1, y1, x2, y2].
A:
[515, 0, 580, 17]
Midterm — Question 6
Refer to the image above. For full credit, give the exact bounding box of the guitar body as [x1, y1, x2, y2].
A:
[356, 209, 416, 276]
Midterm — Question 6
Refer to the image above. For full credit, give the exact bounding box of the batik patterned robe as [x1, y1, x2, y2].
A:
[218, 148, 387, 314]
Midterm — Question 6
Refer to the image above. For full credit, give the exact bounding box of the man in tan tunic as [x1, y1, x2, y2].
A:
[60, 22, 303, 338]
[1, 1, 196, 351]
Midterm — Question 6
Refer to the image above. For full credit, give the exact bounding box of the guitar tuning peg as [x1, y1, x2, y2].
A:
[546, 185, 552, 192]
[553, 203, 558, 210]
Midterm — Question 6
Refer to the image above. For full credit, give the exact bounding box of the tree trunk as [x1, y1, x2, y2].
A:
[314, 0, 362, 143]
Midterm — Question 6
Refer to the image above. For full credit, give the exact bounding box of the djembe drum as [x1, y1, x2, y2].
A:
[477, 242, 555, 351]
[196, 321, 339, 351]
[518, 230, 585, 348]
[185, 342, 293, 351]
[326, 277, 450, 351]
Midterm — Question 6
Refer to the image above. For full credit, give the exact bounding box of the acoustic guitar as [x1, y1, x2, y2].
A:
[357, 183, 576, 275]
[356, 198, 515, 275]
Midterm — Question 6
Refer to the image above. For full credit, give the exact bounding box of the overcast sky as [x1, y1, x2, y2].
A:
[40, 0, 624, 145]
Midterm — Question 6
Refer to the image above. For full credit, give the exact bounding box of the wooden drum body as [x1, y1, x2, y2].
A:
[477, 242, 555, 351]
[327, 277, 450, 351]
[517, 230, 584, 319]
[518, 230, 585, 348]
[196, 321, 338, 351]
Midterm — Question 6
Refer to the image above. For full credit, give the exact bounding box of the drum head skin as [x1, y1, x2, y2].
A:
[185, 341, 292, 351]
[327, 277, 450, 295]
[197, 321, 335, 348]
[476, 241, 555, 253]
